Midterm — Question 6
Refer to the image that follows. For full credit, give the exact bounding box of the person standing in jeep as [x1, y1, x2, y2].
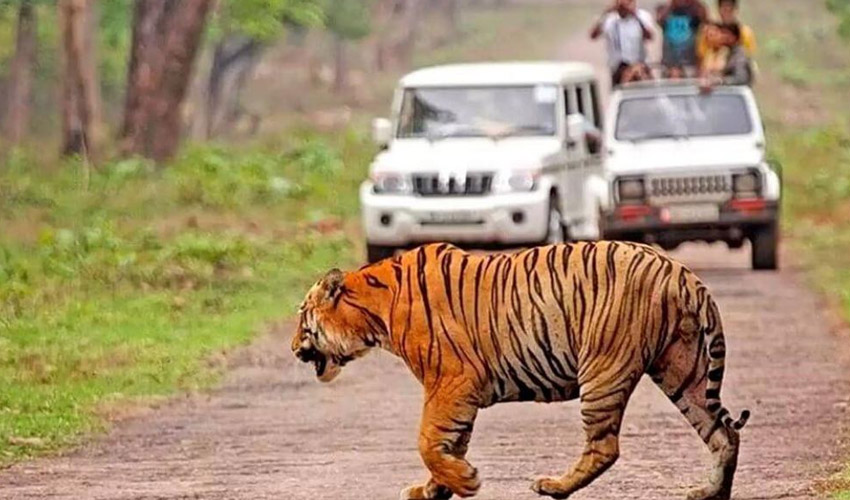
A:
[590, 0, 656, 86]
[657, 0, 708, 76]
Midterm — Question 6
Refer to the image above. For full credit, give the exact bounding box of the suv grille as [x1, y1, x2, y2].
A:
[650, 175, 730, 198]
[412, 173, 493, 196]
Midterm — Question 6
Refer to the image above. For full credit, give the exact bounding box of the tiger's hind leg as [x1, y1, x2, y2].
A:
[531, 369, 641, 499]
[649, 335, 740, 500]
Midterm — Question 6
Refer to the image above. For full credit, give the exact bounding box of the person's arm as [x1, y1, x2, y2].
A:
[637, 10, 655, 41]
[742, 25, 758, 55]
[590, 9, 615, 40]
[590, 17, 605, 39]
[723, 52, 753, 86]
[656, 4, 671, 25]
[695, 1, 709, 22]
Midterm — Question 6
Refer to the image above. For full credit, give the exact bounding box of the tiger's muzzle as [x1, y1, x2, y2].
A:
[293, 340, 341, 382]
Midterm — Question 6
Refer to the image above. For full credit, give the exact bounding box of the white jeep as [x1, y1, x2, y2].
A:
[359, 62, 603, 263]
[597, 81, 782, 270]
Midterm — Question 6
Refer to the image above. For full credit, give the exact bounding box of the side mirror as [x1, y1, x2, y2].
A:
[372, 118, 393, 148]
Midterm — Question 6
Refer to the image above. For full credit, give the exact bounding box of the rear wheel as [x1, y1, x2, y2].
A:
[366, 243, 396, 264]
[546, 195, 567, 245]
[751, 223, 778, 270]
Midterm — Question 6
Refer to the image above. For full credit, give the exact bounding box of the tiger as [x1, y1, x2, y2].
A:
[291, 242, 749, 500]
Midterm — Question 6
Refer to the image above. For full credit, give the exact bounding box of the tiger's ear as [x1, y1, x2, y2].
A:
[320, 268, 345, 302]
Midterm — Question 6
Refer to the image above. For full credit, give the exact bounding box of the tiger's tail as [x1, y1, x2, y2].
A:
[698, 294, 750, 431]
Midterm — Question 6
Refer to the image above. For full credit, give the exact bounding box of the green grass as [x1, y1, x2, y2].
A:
[0, 1, 585, 466]
[0, 131, 370, 463]
[747, 0, 850, 495]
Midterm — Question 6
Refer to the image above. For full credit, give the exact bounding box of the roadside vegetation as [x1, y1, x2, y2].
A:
[0, 1, 580, 465]
[4, 0, 850, 487]
[0, 133, 369, 462]
[749, 1, 850, 495]
[753, 0, 850, 325]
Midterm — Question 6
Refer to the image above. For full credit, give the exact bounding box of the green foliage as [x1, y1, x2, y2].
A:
[827, 0, 850, 38]
[98, 0, 133, 99]
[168, 137, 344, 208]
[774, 127, 850, 219]
[323, 0, 372, 40]
[214, 0, 324, 41]
[0, 131, 372, 463]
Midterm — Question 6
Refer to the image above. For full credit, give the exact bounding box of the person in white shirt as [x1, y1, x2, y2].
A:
[590, 0, 656, 86]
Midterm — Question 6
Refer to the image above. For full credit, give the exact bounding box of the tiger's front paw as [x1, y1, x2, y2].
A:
[531, 476, 571, 499]
[400, 482, 453, 500]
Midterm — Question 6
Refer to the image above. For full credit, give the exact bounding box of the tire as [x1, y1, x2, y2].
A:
[366, 244, 396, 264]
[751, 223, 779, 271]
[545, 195, 568, 245]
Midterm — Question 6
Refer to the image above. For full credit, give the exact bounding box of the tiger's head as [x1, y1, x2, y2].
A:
[291, 267, 390, 382]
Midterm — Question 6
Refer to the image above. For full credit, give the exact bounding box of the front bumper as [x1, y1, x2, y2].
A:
[360, 182, 550, 247]
[601, 201, 779, 245]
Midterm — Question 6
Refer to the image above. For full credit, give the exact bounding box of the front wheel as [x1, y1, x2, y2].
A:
[751, 223, 779, 271]
[366, 243, 397, 264]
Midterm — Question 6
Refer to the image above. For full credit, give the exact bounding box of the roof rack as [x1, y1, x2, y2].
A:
[615, 78, 704, 90]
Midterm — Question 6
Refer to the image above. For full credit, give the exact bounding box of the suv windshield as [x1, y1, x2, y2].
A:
[397, 86, 558, 140]
[615, 93, 753, 142]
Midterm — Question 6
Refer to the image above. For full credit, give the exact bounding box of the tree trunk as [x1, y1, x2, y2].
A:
[333, 36, 348, 92]
[84, 0, 103, 146]
[440, 0, 459, 42]
[370, 0, 396, 71]
[204, 36, 263, 139]
[120, 0, 213, 163]
[395, 0, 421, 67]
[59, 0, 102, 160]
[4, 1, 37, 146]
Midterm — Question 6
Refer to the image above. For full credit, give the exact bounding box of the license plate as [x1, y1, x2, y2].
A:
[422, 211, 482, 225]
[666, 204, 720, 223]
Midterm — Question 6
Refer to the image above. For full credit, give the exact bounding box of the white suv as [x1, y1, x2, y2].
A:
[360, 62, 602, 262]
[598, 81, 782, 269]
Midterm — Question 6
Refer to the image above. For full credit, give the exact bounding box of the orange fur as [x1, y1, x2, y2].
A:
[292, 242, 748, 499]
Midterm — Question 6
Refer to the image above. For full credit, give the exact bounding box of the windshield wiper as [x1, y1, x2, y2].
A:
[426, 124, 487, 142]
[627, 132, 691, 143]
[490, 124, 552, 140]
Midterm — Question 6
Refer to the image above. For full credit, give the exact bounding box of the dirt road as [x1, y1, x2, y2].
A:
[2, 243, 850, 500]
[4, 2, 850, 499]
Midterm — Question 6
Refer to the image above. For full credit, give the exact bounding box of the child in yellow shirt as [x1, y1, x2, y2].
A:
[698, 0, 757, 60]
[700, 23, 732, 76]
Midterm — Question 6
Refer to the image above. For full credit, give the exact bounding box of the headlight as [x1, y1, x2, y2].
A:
[616, 177, 646, 203]
[732, 170, 761, 197]
[494, 171, 539, 193]
[372, 172, 411, 194]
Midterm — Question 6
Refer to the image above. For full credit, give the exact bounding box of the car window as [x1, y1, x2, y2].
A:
[397, 86, 558, 139]
[565, 87, 575, 116]
[615, 93, 753, 141]
[576, 85, 586, 118]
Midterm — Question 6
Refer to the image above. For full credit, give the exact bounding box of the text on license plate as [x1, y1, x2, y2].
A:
[422, 211, 483, 225]
[665, 204, 720, 223]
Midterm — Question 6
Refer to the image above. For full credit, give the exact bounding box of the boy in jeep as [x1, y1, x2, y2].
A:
[657, 0, 708, 76]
